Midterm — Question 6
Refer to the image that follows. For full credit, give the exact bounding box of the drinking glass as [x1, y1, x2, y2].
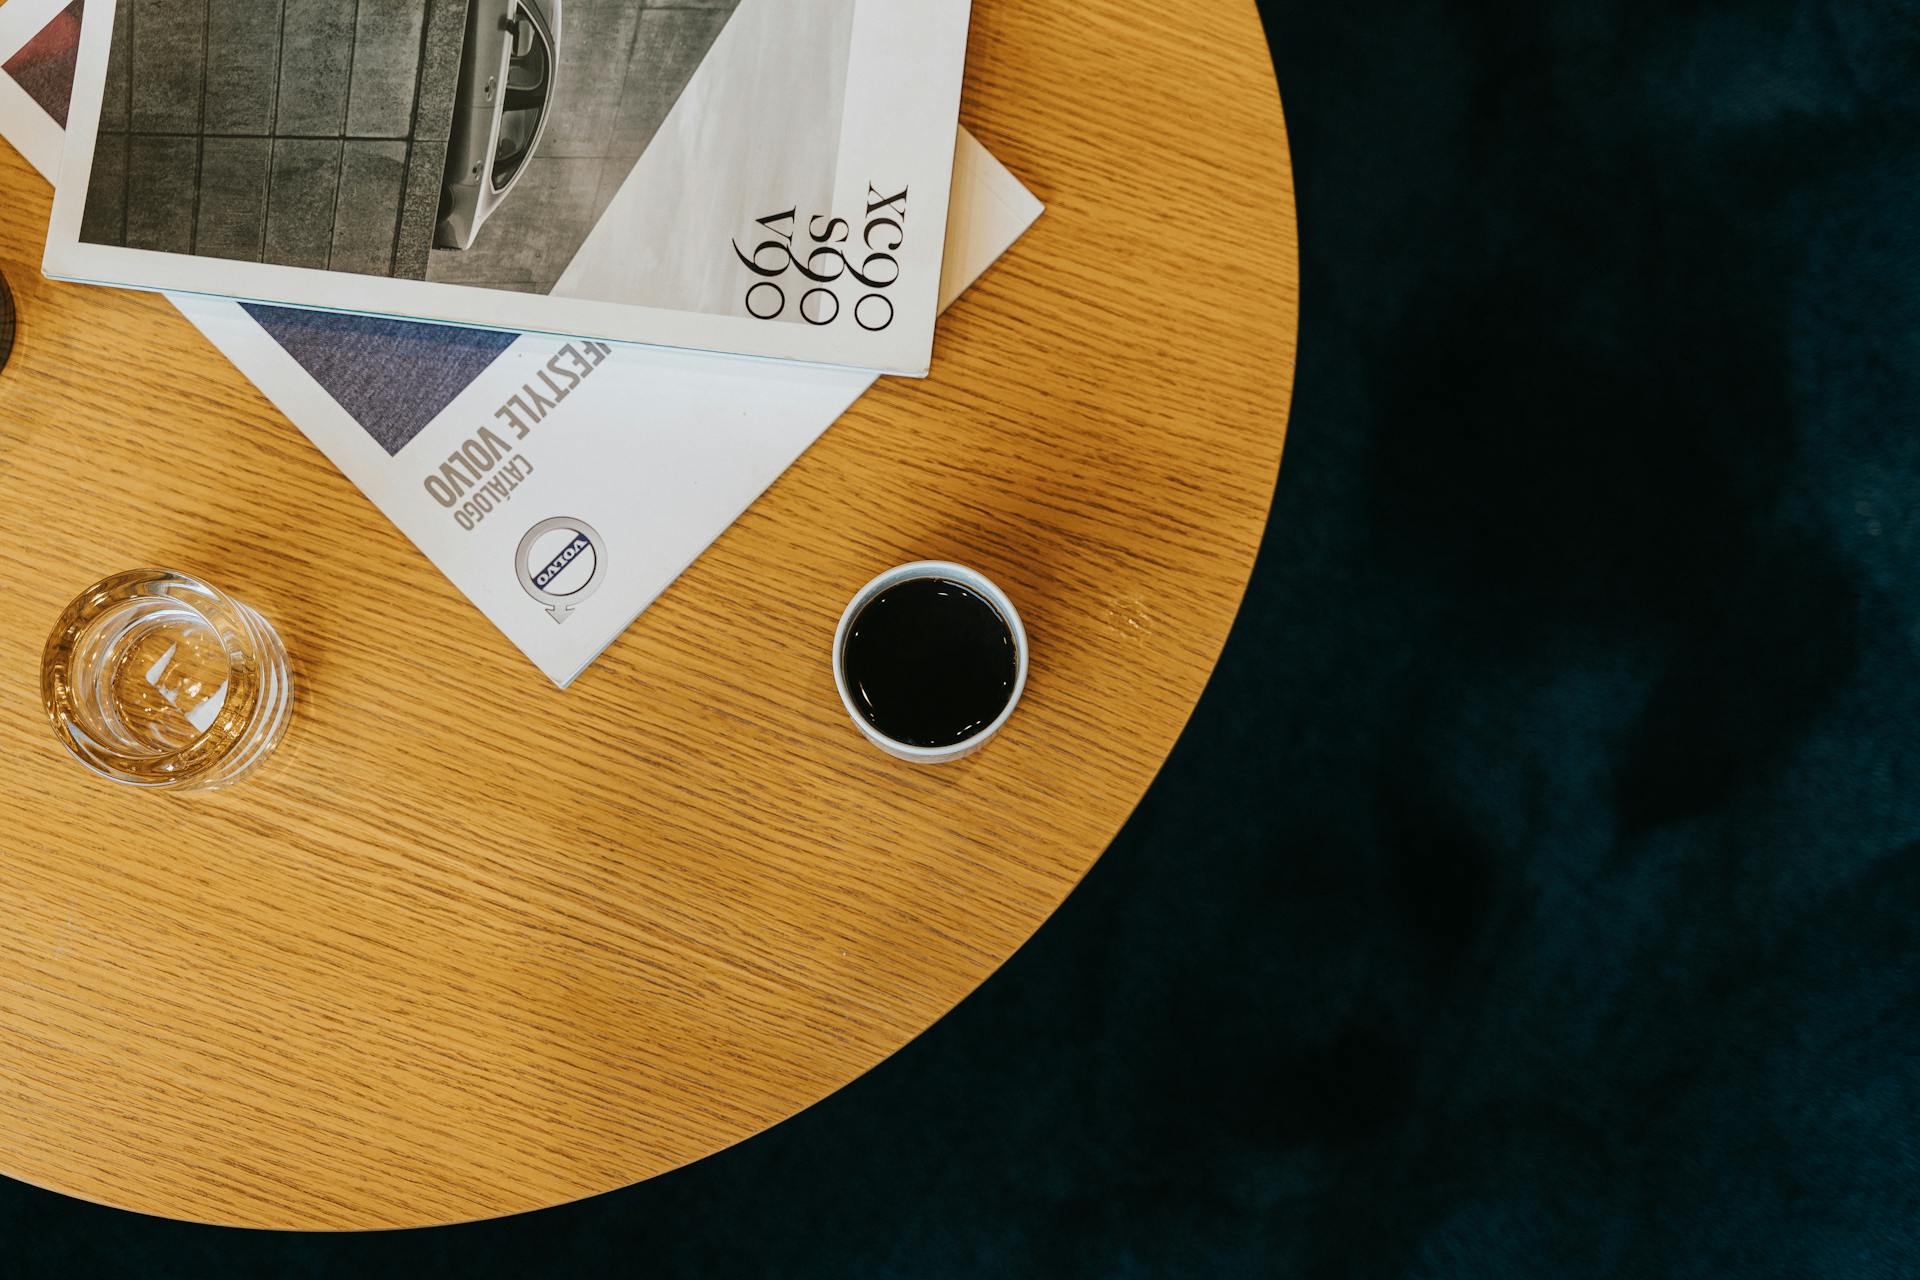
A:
[42, 569, 294, 791]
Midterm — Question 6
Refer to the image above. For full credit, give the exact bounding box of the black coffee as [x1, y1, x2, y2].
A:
[842, 576, 1017, 748]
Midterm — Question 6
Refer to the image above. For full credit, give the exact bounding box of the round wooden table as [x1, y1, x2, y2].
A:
[0, 1, 1296, 1228]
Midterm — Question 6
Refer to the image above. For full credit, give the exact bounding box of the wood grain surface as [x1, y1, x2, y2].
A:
[0, 0, 1296, 1228]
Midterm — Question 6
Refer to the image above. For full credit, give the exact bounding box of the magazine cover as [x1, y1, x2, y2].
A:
[1, 0, 1041, 686]
[41, 0, 975, 376]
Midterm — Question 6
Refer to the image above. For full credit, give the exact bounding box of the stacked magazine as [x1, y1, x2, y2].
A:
[46, 0, 975, 376]
[0, 0, 1042, 685]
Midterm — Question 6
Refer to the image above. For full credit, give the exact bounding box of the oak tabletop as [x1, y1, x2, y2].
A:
[0, 0, 1296, 1228]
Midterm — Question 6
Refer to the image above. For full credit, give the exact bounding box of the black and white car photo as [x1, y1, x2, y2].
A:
[436, 0, 562, 252]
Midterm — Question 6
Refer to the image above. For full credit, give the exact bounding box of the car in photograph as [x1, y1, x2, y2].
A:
[436, 0, 562, 250]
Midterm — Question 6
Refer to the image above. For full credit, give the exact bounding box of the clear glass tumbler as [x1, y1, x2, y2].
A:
[41, 569, 294, 791]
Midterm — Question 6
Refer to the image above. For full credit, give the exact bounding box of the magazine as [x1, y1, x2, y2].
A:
[0, 0, 1042, 686]
[40, 0, 975, 376]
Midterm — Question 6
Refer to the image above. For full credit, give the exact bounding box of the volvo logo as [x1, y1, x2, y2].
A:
[516, 517, 606, 624]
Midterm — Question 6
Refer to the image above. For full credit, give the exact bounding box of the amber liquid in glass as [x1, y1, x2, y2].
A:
[65, 598, 235, 753]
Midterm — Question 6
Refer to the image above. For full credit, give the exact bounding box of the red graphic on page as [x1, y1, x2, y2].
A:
[2, 0, 82, 128]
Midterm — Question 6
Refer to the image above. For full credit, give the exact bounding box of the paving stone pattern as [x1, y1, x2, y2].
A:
[80, 0, 469, 279]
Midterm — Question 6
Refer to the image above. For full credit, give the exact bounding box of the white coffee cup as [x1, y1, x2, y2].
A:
[832, 560, 1029, 764]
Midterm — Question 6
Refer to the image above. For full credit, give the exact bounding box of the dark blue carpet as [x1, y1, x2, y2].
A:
[6, 0, 1920, 1273]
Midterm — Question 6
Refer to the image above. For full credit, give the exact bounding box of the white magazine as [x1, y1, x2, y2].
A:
[0, 0, 1042, 686]
[41, 0, 974, 375]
